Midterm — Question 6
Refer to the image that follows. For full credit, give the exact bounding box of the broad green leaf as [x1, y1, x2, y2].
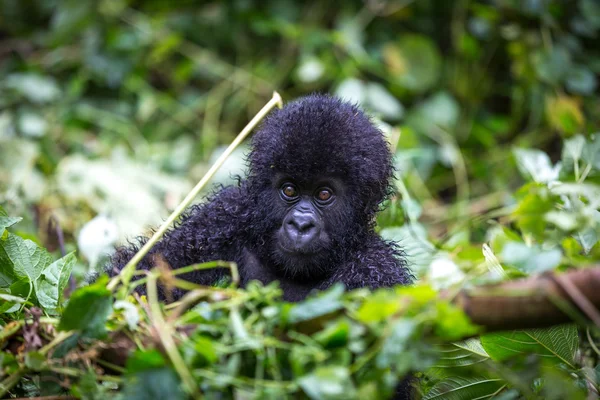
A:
[423, 376, 505, 400]
[298, 366, 356, 400]
[0, 233, 53, 287]
[288, 284, 345, 323]
[0, 245, 18, 288]
[356, 289, 402, 323]
[575, 225, 599, 254]
[123, 367, 185, 400]
[126, 349, 167, 373]
[480, 325, 578, 368]
[428, 339, 490, 379]
[551, 183, 600, 209]
[0, 206, 22, 237]
[58, 276, 112, 338]
[500, 242, 561, 274]
[434, 303, 480, 340]
[513, 185, 555, 239]
[513, 148, 561, 184]
[34, 252, 76, 313]
[0, 293, 27, 313]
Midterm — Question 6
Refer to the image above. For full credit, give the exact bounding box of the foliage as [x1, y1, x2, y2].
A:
[1, 0, 600, 399]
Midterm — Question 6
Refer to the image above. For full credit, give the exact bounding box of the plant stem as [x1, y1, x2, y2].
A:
[147, 273, 200, 397]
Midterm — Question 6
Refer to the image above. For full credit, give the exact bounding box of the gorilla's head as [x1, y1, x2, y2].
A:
[246, 94, 394, 280]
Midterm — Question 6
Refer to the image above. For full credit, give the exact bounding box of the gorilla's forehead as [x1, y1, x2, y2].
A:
[271, 142, 352, 179]
[249, 94, 393, 196]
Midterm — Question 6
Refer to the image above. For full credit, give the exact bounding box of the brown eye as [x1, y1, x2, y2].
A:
[282, 184, 298, 199]
[317, 189, 332, 202]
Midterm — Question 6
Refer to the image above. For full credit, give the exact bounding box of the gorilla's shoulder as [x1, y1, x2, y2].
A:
[329, 235, 413, 290]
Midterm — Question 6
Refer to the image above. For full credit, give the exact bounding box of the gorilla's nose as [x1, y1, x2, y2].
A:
[285, 211, 319, 242]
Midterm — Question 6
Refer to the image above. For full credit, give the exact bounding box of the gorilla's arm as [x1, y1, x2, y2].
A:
[325, 235, 413, 290]
[108, 185, 249, 294]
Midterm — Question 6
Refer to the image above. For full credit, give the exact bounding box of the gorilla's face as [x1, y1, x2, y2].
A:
[254, 175, 355, 280]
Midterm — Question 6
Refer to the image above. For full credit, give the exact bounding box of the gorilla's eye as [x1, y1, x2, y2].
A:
[316, 188, 333, 203]
[281, 184, 298, 200]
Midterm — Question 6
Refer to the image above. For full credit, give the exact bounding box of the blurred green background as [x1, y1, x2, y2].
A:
[1, 0, 599, 274]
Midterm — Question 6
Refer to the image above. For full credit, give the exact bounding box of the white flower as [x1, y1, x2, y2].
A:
[428, 257, 465, 290]
[77, 214, 119, 269]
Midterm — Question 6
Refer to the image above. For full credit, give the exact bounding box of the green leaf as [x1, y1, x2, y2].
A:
[429, 339, 490, 378]
[500, 242, 561, 274]
[480, 325, 578, 368]
[18, 111, 47, 138]
[123, 367, 185, 400]
[0, 293, 26, 313]
[5, 73, 61, 103]
[298, 366, 356, 400]
[365, 83, 404, 120]
[24, 351, 46, 371]
[566, 66, 598, 95]
[34, 252, 76, 313]
[356, 289, 402, 323]
[562, 135, 586, 168]
[126, 349, 167, 373]
[545, 96, 584, 135]
[0, 206, 22, 237]
[384, 35, 442, 92]
[581, 133, 600, 169]
[513, 185, 556, 239]
[314, 319, 350, 348]
[0, 233, 53, 288]
[513, 148, 560, 184]
[423, 376, 505, 400]
[580, 0, 600, 27]
[288, 284, 345, 323]
[376, 319, 416, 368]
[433, 303, 480, 340]
[58, 276, 112, 338]
[187, 336, 218, 367]
[533, 46, 571, 84]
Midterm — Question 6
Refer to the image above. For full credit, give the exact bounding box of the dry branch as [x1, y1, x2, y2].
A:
[451, 266, 600, 331]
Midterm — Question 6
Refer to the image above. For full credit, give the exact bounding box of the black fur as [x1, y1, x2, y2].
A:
[109, 94, 413, 300]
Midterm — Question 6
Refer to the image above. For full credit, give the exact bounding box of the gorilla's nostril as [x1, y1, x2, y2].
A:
[289, 214, 316, 233]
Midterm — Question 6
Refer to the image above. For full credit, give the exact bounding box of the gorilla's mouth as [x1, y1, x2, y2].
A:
[276, 241, 319, 256]
[275, 227, 329, 256]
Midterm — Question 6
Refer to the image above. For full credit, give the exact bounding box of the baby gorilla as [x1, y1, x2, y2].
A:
[109, 94, 413, 301]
